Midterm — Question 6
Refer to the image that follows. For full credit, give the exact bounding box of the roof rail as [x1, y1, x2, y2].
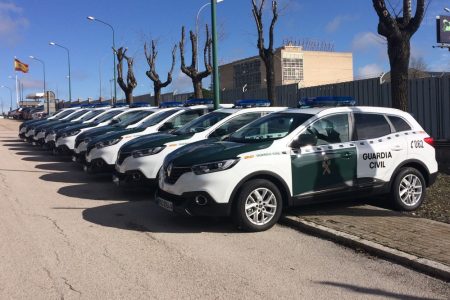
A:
[298, 96, 356, 108]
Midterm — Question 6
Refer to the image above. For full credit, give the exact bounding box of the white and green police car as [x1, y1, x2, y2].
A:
[84, 104, 216, 172]
[113, 100, 286, 186]
[157, 105, 438, 231]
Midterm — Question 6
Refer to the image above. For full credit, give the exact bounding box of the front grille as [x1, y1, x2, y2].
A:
[165, 167, 191, 184]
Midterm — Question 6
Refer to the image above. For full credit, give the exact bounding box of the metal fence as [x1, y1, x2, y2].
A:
[59, 75, 450, 140]
[296, 76, 450, 140]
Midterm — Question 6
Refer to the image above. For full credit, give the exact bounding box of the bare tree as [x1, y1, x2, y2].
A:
[251, 0, 278, 104]
[114, 47, 137, 104]
[144, 41, 177, 106]
[372, 0, 426, 111]
[179, 25, 212, 99]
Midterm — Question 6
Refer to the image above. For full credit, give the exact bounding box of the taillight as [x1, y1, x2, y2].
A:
[424, 137, 434, 147]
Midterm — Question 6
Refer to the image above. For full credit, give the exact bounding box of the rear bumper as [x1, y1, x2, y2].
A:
[428, 172, 438, 187]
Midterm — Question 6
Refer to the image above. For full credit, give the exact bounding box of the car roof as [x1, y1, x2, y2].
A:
[278, 106, 411, 117]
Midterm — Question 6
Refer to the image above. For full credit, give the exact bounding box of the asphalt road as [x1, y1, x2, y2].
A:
[0, 119, 449, 299]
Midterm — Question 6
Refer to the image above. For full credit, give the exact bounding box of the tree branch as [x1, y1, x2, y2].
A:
[407, 0, 425, 34]
[372, 0, 401, 38]
[268, 0, 278, 51]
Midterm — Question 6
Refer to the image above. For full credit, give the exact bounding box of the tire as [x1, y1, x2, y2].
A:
[391, 167, 426, 211]
[232, 179, 283, 232]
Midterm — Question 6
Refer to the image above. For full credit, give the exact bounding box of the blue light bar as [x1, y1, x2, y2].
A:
[129, 102, 153, 108]
[91, 103, 111, 108]
[113, 102, 129, 108]
[159, 101, 184, 108]
[184, 99, 213, 106]
[234, 99, 271, 108]
[298, 96, 356, 108]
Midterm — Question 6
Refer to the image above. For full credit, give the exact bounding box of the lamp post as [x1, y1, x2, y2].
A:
[87, 16, 117, 105]
[49, 42, 72, 102]
[210, 0, 221, 109]
[196, 0, 224, 72]
[29, 56, 48, 113]
[0, 85, 13, 111]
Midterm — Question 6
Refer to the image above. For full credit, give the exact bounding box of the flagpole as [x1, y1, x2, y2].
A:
[15, 74, 19, 108]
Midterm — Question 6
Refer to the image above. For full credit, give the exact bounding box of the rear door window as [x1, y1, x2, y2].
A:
[354, 113, 392, 140]
[388, 116, 412, 132]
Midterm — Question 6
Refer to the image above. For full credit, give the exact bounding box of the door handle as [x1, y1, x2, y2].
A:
[391, 145, 403, 151]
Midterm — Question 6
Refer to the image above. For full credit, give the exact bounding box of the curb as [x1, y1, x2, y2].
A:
[280, 215, 450, 282]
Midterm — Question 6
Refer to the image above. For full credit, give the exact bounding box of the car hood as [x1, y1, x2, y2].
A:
[165, 140, 273, 167]
[86, 127, 145, 148]
[57, 123, 93, 134]
[120, 133, 193, 153]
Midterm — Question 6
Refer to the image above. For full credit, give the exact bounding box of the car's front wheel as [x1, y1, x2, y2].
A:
[392, 167, 426, 211]
[233, 179, 283, 232]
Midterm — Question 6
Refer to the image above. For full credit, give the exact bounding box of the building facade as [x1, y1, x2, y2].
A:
[219, 45, 353, 91]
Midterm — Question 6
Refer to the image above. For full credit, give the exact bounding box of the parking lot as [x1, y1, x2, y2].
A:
[1, 118, 449, 299]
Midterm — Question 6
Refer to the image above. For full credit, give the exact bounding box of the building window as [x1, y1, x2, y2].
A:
[282, 58, 303, 82]
[233, 59, 262, 90]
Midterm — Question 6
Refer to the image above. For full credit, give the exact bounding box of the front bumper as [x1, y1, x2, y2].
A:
[155, 188, 231, 217]
[115, 154, 162, 181]
[112, 170, 156, 187]
[84, 158, 114, 173]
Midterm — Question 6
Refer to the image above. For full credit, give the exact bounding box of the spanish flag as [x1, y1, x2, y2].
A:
[14, 58, 29, 73]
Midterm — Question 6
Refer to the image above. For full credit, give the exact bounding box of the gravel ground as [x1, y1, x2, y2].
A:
[407, 173, 450, 224]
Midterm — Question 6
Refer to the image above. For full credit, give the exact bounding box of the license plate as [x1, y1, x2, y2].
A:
[158, 197, 173, 212]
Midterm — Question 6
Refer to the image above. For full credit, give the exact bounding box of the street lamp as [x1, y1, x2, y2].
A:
[0, 85, 13, 111]
[49, 41, 72, 102]
[29, 55, 48, 113]
[87, 16, 117, 104]
[196, 0, 224, 71]
[210, 0, 221, 109]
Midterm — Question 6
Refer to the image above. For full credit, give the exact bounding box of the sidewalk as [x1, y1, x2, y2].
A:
[282, 203, 450, 280]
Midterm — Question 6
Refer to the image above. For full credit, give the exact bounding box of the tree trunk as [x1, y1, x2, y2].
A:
[387, 36, 410, 111]
[154, 86, 161, 106]
[264, 55, 276, 105]
[193, 79, 203, 99]
[125, 91, 133, 104]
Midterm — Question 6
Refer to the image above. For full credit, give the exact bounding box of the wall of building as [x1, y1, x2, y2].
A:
[302, 51, 353, 87]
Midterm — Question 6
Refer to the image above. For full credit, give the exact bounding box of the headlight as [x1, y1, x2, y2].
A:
[132, 146, 166, 158]
[62, 130, 80, 138]
[95, 137, 122, 149]
[191, 159, 239, 175]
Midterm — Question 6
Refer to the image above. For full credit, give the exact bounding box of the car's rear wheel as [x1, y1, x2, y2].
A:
[392, 167, 426, 211]
[232, 179, 283, 232]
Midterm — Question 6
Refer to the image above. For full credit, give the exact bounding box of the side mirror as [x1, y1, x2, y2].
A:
[159, 122, 174, 132]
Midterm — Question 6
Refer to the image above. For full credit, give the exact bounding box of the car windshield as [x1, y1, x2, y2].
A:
[137, 110, 179, 128]
[91, 110, 123, 123]
[53, 110, 75, 119]
[114, 110, 155, 127]
[229, 112, 313, 143]
[173, 112, 230, 135]
[78, 110, 106, 121]
[64, 110, 89, 121]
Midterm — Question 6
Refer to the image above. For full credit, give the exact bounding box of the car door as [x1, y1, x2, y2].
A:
[291, 113, 356, 197]
[354, 113, 408, 185]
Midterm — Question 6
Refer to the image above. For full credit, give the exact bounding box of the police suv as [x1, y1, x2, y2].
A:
[157, 101, 438, 232]
[113, 100, 286, 186]
[72, 107, 159, 162]
[53, 107, 128, 154]
[84, 102, 217, 173]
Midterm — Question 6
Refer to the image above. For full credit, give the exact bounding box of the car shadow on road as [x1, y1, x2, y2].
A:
[36, 162, 80, 172]
[286, 197, 405, 218]
[22, 155, 70, 162]
[82, 200, 237, 234]
[40, 171, 112, 184]
[57, 183, 152, 201]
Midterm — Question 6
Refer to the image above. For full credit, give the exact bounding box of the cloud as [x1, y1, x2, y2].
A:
[0, 2, 29, 47]
[352, 32, 385, 51]
[326, 15, 358, 33]
[357, 64, 384, 79]
[171, 71, 193, 93]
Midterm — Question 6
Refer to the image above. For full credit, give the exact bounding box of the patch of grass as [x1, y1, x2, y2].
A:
[408, 173, 450, 224]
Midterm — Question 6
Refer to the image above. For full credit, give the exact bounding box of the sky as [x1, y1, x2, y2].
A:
[0, 0, 448, 104]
